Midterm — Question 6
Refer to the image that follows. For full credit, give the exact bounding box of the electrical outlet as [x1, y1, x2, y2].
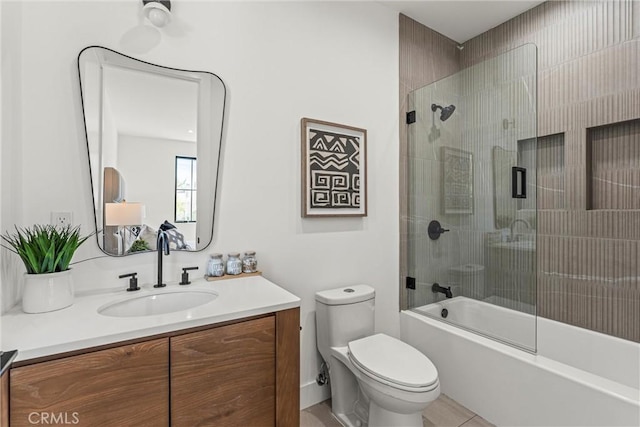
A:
[51, 212, 73, 227]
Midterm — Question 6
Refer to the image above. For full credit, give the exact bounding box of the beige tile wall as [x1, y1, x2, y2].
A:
[400, 1, 640, 342]
[536, 133, 566, 210]
[399, 14, 460, 310]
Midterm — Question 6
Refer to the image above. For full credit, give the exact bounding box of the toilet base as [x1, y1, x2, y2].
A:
[331, 388, 369, 427]
[326, 352, 370, 427]
[369, 400, 422, 427]
[334, 411, 367, 427]
[326, 343, 438, 427]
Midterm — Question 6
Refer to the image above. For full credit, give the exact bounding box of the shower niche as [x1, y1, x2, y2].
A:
[587, 119, 640, 210]
[530, 133, 565, 210]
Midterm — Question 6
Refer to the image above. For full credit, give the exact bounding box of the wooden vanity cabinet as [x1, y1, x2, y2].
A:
[10, 338, 169, 427]
[7, 308, 300, 427]
[171, 316, 276, 426]
[171, 309, 300, 427]
[1, 370, 8, 427]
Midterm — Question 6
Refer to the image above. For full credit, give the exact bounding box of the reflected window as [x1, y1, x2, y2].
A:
[175, 156, 197, 222]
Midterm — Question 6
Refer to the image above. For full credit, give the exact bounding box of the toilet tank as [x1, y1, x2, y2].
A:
[315, 285, 375, 362]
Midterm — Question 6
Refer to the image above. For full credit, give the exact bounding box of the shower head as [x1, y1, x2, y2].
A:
[431, 103, 456, 121]
[440, 105, 456, 121]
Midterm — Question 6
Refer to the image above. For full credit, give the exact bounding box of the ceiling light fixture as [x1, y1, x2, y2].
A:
[142, 0, 172, 28]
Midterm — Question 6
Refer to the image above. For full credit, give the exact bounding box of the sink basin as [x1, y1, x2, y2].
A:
[98, 290, 218, 317]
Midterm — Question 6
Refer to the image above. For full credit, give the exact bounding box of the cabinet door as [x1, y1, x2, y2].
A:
[276, 308, 300, 427]
[10, 338, 169, 427]
[171, 316, 276, 427]
[1, 370, 8, 427]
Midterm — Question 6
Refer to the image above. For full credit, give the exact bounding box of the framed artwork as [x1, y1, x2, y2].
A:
[301, 118, 367, 217]
[442, 147, 474, 214]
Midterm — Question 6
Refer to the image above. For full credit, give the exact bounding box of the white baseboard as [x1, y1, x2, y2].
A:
[300, 379, 331, 409]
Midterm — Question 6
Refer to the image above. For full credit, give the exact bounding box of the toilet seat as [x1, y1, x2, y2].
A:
[348, 333, 439, 393]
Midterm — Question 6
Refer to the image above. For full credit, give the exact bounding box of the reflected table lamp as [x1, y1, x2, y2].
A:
[105, 202, 145, 255]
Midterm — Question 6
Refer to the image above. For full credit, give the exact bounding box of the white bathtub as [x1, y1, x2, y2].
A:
[401, 297, 640, 427]
[418, 296, 537, 351]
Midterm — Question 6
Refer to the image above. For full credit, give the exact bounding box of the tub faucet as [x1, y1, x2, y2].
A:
[432, 283, 452, 299]
[509, 218, 531, 241]
[155, 221, 175, 288]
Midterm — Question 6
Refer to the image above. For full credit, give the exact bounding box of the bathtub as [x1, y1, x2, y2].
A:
[401, 297, 640, 427]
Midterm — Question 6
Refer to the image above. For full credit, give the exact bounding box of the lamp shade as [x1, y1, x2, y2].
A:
[105, 202, 145, 226]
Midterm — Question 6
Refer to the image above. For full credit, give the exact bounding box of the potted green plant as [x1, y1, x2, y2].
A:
[128, 239, 150, 253]
[1, 224, 91, 313]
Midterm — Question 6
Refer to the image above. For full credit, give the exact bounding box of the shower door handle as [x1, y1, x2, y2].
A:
[511, 167, 527, 199]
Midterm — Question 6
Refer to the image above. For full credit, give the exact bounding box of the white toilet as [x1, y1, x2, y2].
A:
[315, 285, 440, 427]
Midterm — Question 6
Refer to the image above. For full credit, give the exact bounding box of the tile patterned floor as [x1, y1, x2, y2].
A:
[300, 394, 494, 427]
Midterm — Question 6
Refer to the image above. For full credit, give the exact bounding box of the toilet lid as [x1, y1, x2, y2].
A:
[348, 334, 438, 389]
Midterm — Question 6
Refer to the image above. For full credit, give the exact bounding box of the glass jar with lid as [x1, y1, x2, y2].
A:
[242, 251, 258, 273]
[226, 252, 242, 275]
[207, 253, 225, 277]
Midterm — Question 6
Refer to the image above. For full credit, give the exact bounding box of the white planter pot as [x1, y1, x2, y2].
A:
[22, 270, 74, 313]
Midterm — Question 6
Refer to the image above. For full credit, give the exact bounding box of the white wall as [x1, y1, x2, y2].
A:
[0, 1, 399, 408]
[118, 134, 197, 243]
[1, 1, 24, 313]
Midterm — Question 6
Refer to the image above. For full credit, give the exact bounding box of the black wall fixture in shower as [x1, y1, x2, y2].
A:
[431, 103, 456, 121]
[428, 220, 450, 240]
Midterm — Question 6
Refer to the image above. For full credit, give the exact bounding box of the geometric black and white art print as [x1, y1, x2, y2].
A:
[441, 146, 473, 215]
[301, 118, 367, 217]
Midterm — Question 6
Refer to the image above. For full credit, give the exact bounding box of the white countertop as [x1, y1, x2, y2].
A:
[1, 275, 300, 363]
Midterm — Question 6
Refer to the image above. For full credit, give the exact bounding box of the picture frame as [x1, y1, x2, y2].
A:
[301, 118, 367, 217]
[442, 146, 474, 215]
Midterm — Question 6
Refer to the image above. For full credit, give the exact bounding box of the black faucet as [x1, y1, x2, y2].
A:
[155, 221, 176, 288]
[432, 283, 453, 298]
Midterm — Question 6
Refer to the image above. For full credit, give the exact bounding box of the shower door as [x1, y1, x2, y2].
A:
[405, 44, 538, 352]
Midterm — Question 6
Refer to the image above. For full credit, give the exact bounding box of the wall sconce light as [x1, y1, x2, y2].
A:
[142, 0, 172, 28]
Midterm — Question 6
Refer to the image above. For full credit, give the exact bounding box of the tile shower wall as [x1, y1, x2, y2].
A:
[537, 133, 566, 210]
[399, 14, 460, 310]
[401, 1, 640, 342]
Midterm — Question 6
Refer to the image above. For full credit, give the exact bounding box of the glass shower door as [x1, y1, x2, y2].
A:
[406, 44, 538, 352]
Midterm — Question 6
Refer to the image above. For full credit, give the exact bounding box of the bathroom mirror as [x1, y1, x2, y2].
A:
[78, 46, 225, 256]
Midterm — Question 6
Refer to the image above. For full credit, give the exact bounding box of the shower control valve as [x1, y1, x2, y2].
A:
[428, 220, 450, 240]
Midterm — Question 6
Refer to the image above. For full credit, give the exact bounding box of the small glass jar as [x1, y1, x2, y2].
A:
[207, 253, 225, 277]
[242, 251, 258, 273]
[226, 253, 242, 275]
